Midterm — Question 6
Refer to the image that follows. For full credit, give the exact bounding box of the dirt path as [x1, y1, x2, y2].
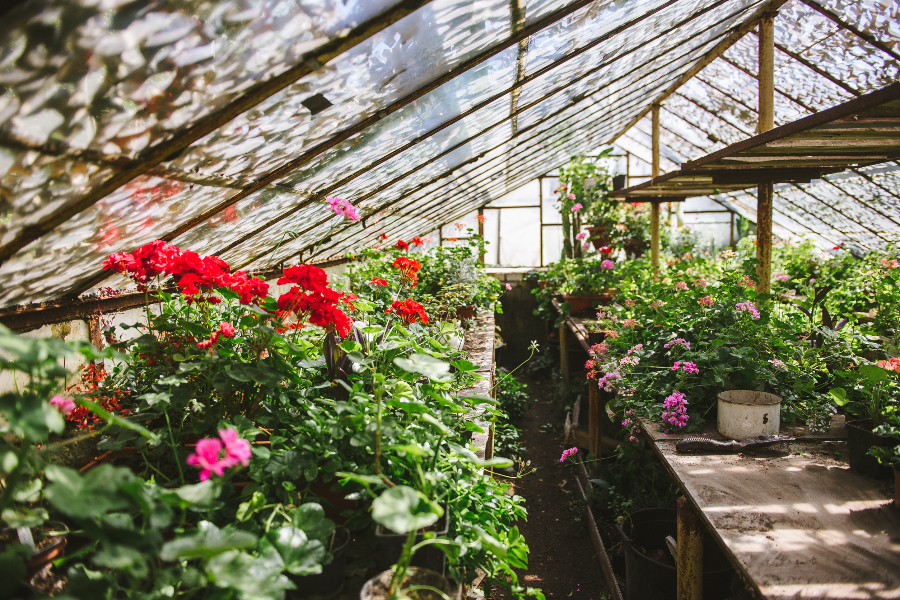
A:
[495, 378, 609, 600]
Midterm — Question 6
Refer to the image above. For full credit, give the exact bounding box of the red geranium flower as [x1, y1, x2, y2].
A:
[394, 240, 409, 250]
[278, 264, 328, 292]
[379, 234, 389, 241]
[371, 277, 388, 286]
[411, 236, 425, 246]
[385, 299, 429, 324]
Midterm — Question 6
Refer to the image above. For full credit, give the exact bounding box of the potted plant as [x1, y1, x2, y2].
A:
[559, 257, 620, 316]
[555, 152, 618, 259]
[869, 416, 900, 506]
[831, 364, 899, 478]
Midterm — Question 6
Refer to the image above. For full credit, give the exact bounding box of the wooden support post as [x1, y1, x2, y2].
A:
[729, 211, 735, 247]
[677, 496, 703, 600]
[588, 380, 601, 457]
[559, 321, 570, 388]
[757, 182, 774, 293]
[651, 201, 660, 268]
[477, 207, 485, 265]
[757, 12, 775, 294]
[651, 103, 661, 268]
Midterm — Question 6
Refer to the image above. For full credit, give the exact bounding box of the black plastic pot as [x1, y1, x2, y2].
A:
[613, 508, 734, 600]
[375, 512, 448, 576]
[287, 526, 350, 599]
[846, 419, 899, 478]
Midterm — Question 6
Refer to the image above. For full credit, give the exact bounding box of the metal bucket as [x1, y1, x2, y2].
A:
[717, 391, 781, 440]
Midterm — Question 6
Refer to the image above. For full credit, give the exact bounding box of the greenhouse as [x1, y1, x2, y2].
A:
[0, 0, 898, 599]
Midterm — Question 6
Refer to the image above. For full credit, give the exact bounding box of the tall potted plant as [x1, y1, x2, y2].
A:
[555, 152, 617, 259]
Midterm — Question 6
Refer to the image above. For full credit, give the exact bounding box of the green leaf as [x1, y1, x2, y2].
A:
[167, 480, 219, 509]
[137, 391, 171, 407]
[393, 353, 451, 380]
[290, 503, 335, 543]
[44, 465, 135, 518]
[0, 392, 64, 440]
[371, 485, 442, 534]
[236, 491, 266, 522]
[1, 506, 48, 528]
[859, 364, 889, 384]
[828, 387, 848, 406]
[388, 444, 433, 457]
[260, 526, 327, 576]
[206, 548, 295, 595]
[77, 398, 160, 444]
[160, 522, 257, 561]
[447, 443, 514, 469]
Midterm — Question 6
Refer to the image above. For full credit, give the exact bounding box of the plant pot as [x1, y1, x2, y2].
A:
[612, 508, 733, 600]
[287, 526, 351, 599]
[717, 390, 781, 440]
[586, 226, 611, 250]
[309, 477, 359, 525]
[455, 305, 474, 321]
[375, 511, 448, 575]
[360, 567, 459, 600]
[623, 239, 649, 259]
[0, 521, 68, 579]
[563, 294, 617, 317]
[846, 419, 899, 478]
[587, 331, 607, 346]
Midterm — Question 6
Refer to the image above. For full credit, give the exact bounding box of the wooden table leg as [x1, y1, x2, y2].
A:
[677, 496, 703, 600]
[559, 321, 569, 388]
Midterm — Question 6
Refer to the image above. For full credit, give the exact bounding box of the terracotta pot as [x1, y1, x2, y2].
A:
[564, 293, 617, 317]
[455, 305, 474, 321]
[538, 280, 551, 291]
[623, 239, 649, 259]
[0, 522, 68, 579]
[586, 226, 611, 250]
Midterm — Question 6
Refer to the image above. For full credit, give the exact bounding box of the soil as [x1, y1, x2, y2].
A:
[491, 377, 609, 600]
[362, 567, 452, 600]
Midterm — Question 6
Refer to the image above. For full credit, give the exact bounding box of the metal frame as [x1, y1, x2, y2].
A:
[0, 0, 437, 265]
[235, 1, 769, 269]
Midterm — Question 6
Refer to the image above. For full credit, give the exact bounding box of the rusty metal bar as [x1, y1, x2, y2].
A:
[676, 496, 704, 600]
[756, 10, 775, 293]
[0, 0, 436, 266]
[799, 0, 900, 63]
[607, 0, 790, 145]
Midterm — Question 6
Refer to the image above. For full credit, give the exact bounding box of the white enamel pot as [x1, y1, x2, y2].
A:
[717, 390, 781, 440]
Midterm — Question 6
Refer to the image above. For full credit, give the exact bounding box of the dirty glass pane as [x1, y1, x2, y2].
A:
[542, 177, 562, 224]
[0, 0, 401, 159]
[482, 208, 500, 265]
[498, 207, 541, 266]
[0, 178, 232, 307]
[813, 0, 900, 55]
[542, 224, 564, 265]
[486, 180, 541, 206]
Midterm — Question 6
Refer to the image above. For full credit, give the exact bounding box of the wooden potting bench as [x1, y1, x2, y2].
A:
[554, 301, 900, 600]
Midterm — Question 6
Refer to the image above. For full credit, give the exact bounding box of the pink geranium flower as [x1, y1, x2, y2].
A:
[219, 428, 252, 467]
[186, 438, 229, 481]
[571, 203, 582, 211]
[49, 395, 75, 415]
[600, 259, 614, 270]
[186, 428, 251, 480]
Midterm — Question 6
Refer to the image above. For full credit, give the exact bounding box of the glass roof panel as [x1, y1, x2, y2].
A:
[808, 0, 900, 55]
[0, 0, 401, 159]
[0, 177, 232, 307]
[162, 0, 521, 185]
